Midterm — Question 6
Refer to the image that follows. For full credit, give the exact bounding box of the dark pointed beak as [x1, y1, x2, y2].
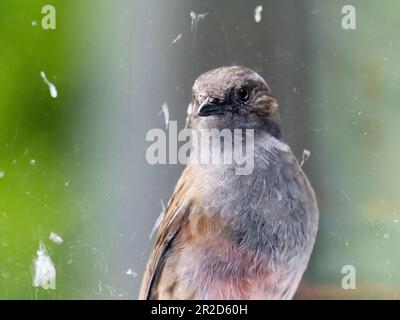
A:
[197, 97, 225, 117]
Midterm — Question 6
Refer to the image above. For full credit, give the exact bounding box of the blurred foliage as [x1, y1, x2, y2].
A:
[0, 0, 114, 299]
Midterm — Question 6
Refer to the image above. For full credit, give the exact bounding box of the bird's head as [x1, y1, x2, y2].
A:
[190, 66, 282, 139]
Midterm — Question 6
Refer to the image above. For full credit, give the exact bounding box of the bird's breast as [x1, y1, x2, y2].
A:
[156, 143, 318, 299]
[160, 212, 301, 299]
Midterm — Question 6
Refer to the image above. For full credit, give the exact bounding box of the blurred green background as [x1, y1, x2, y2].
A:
[0, 0, 117, 299]
[0, 0, 399, 299]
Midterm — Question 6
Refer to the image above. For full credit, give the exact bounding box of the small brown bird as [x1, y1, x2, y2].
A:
[139, 66, 318, 300]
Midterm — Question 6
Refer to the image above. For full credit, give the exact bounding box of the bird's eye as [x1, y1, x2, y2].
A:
[237, 87, 250, 102]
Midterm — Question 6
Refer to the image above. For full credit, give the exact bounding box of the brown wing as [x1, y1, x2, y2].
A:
[138, 170, 193, 300]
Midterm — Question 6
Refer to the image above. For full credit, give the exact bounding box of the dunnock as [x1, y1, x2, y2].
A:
[139, 66, 318, 300]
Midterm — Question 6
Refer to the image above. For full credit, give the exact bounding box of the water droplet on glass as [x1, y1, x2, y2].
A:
[40, 71, 58, 98]
[32, 242, 56, 290]
[126, 268, 138, 278]
[254, 5, 263, 23]
[49, 231, 64, 244]
[300, 149, 311, 167]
